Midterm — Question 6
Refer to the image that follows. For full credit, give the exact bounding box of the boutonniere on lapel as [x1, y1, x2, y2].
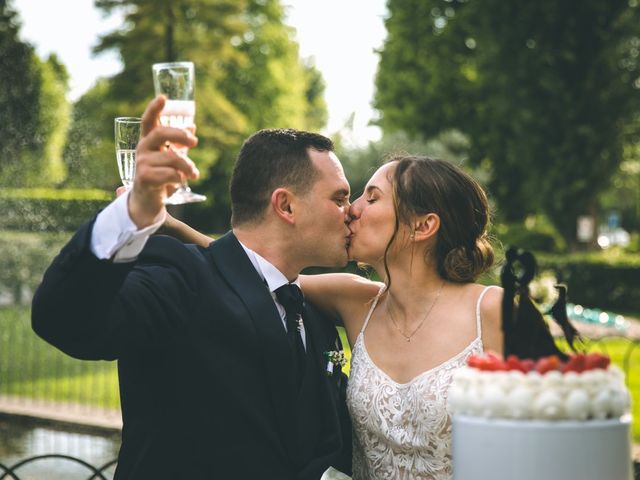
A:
[323, 350, 347, 376]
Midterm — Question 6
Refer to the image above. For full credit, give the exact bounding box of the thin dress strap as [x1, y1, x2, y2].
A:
[475, 285, 497, 339]
[361, 284, 387, 333]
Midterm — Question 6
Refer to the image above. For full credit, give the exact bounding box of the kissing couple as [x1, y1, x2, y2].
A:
[33, 95, 502, 480]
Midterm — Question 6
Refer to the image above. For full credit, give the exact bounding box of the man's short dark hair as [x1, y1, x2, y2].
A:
[229, 128, 334, 226]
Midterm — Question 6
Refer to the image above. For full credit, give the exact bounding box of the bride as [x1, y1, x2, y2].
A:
[165, 155, 503, 479]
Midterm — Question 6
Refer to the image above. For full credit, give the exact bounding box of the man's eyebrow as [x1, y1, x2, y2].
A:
[334, 188, 350, 197]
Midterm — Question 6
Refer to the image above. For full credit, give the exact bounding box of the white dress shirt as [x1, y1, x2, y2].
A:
[91, 190, 165, 262]
[90, 190, 306, 347]
[238, 243, 307, 348]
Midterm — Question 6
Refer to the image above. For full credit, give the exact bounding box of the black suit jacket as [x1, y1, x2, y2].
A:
[32, 222, 351, 479]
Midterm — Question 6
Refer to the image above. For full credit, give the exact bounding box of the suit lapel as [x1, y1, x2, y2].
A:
[206, 232, 298, 455]
[300, 305, 341, 446]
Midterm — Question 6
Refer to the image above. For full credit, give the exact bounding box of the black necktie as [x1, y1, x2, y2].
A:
[274, 283, 306, 387]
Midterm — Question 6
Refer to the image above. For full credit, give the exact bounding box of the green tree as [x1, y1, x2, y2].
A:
[599, 155, 640, 232]
[221, 0, 306, 130]
[193, 0, 328, 231]
[0, 0, 39, 184]
[89, 0, 327, 231]
[0, 0, 70, 187]
[336, 129, 473, 205]
[375, 0, 640, 247]
[94, 0, 250, 177]
[33, 54, 72, 185]
[63, 79, 122, 189]
[302, 58, 328, 131]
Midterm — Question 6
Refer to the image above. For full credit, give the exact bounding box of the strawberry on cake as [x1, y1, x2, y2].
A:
[449, 352, 630, 421]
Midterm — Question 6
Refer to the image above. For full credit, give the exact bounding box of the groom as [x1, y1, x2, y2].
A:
[32, 96, 353, 479]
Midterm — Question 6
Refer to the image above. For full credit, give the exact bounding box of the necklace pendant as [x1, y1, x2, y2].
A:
[406, 337, 411, 343]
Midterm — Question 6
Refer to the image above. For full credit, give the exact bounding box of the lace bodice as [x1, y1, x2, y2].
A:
[346, 286, 495, 480]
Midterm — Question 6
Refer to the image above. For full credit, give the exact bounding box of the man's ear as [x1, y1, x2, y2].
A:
[412, 213, 440, 242]
[271, 188, 296, 224]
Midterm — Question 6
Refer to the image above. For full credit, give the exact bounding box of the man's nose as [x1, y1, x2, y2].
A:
[343, 200, 352, 223]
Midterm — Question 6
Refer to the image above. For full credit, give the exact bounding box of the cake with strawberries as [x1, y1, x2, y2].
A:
[448, 352, 633, 480]
[450, 247, 636, 479]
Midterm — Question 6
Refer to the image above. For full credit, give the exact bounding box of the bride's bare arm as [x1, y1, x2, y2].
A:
[300, 273, 383, 345]
[158, 213, 214, 247]
[115, 186, 214, 247]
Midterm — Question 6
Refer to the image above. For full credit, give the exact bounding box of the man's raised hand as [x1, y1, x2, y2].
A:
[128, 95, 199, 228]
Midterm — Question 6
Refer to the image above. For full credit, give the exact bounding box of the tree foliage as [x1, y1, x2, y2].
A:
[219, 0, 327, 132]
[93, 0, 249, 177]
[63, 79, 122, 189]
[336, 129, 472, 204]
[84, 0, 326, 230]
[0, 0, 39, 180]
[33, 54, 72, 185]
[63, 0, 326, 229]
[375, 0, 640, 246]
[0, 0, 70, 187]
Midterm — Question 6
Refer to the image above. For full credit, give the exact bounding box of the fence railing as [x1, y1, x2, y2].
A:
[0, 455, 117, 480]
[0, 306, 120, 423]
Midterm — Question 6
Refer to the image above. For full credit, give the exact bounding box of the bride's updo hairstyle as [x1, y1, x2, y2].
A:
[385, 155, 494, 283]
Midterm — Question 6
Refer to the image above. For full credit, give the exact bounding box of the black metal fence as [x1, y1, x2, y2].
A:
[0, 455, 117, 480]
[0, 306, 120, 423]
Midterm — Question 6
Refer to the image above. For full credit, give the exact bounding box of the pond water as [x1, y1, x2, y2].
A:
[0, 417, 120, 479]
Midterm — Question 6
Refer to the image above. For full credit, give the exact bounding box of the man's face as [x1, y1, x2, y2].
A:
[295, 149, 351, 267]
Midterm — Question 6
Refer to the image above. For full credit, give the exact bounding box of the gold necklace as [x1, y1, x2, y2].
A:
[386, 281, 445, 342]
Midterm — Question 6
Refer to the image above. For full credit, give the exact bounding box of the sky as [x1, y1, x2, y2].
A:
[12, 0, 387, 145]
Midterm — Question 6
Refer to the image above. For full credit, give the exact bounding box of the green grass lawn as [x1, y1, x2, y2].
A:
[562, 336, 640, 440]
[0, 305, 120, 409]
[2, 306, 638, 441]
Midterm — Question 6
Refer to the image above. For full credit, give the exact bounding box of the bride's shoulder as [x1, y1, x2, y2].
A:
[477, 284, 503, 312]
[300, 273, 383, 342]
[472, 284, 503, 353]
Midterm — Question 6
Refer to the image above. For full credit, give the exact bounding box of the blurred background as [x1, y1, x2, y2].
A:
[0, 0, 639, 476]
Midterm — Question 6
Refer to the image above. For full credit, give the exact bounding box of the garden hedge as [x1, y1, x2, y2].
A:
[0, 188, 111, 232]
[537, 252, 640, 316]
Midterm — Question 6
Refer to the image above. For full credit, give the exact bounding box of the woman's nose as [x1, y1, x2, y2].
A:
[349, 197, 363, 219]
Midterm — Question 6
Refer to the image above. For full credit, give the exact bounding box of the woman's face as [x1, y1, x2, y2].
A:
[347, 162, 401, 264]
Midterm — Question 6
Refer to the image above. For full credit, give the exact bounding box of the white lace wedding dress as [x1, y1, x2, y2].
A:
[346, 286, 495, 480]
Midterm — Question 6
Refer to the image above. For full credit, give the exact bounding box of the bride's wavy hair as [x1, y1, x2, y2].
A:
[382, 155, 494, 290]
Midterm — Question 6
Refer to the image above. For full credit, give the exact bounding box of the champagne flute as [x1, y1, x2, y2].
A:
[114, 117, 141, 189]
[152, 61, 206, 204]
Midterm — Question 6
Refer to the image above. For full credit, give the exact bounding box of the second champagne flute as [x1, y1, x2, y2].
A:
[152, 61, 206, 204]
[114, 117, 141, 189]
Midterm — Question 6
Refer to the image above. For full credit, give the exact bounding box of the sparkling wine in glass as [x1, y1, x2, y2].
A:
[152, 61, 206, 205]
[114, 117, 141, 189]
